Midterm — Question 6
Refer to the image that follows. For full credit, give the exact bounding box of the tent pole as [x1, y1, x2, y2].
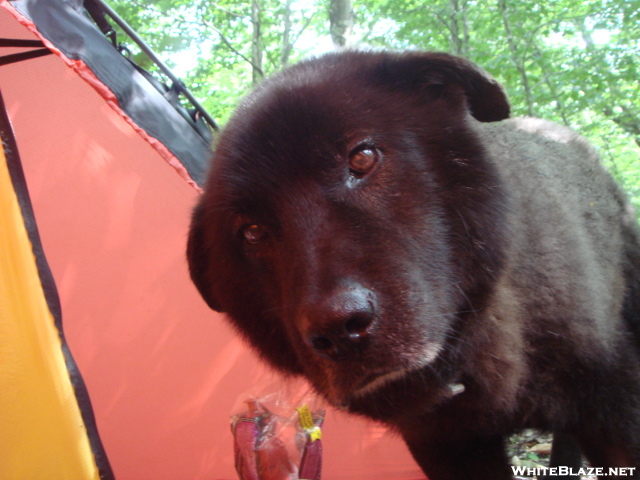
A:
[86, 0, 219, 132]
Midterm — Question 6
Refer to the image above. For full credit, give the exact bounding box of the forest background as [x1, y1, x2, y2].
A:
[109, 0, 640, 208]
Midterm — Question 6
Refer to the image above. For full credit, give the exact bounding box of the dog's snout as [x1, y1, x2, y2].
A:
[303, 283, 377, 360]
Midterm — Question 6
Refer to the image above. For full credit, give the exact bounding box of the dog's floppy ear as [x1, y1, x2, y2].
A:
[390, 52, 510, 122]
[186, 202, 223, 312]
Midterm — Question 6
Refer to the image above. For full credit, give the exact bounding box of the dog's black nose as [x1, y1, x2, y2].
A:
[303, 283, 377, 360]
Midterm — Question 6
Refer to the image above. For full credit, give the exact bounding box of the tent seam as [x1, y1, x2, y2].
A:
[1, 0, 204, 194]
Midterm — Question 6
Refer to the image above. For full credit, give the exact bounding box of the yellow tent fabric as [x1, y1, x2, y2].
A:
[0, 142, 101, 479]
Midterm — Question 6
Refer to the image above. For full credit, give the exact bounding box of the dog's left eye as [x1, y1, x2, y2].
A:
[349, 146, 379, 176]
[243, 224, 267, 244]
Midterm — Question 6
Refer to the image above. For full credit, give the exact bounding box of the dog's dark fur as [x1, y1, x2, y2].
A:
[187, 51, 640, 479]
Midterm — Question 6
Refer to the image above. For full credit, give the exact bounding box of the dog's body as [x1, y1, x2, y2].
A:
[187, 51, 640, 479]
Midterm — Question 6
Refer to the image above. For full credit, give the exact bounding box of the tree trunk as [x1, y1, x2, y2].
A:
[532, 45, 570, 125]
[498, 0, 535, 116]
[329, 0, 353, 48]
[251, 0, 263, 85]
[281, 0, 293, 67]
[461, 0, 470, 57]
[448, 0, 470, 57]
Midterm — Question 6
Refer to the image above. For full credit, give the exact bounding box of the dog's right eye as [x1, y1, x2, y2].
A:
[349, 145, 380, 177]
[242, 224, 267, 244]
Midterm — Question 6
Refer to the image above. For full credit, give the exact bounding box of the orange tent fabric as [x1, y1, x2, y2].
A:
[0, 1, 425, 478]
[0, 92, 109, 480]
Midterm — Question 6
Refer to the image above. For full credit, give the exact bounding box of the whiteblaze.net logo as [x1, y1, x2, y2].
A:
[512, 466, 637, 477]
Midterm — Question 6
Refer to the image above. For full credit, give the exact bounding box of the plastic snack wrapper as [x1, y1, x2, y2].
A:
[231, 391, 325, 480]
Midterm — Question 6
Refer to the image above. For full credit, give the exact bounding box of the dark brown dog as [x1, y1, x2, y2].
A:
[187, 51, 640, 480]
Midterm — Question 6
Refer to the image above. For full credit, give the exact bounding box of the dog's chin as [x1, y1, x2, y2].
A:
[352, 368, 414, 399]
[333, 367, 466, 422]
[314, 342, 445, 406]
[316, 369, 412, 413]
[316, 342, 464, 420]
[314, 366, 417, 410]
[351, 368, 465, 400]
[348, 342, 446, 400]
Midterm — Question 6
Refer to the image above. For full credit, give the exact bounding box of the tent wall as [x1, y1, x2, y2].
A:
[0, 1, 425, 479]
[7, 0, 212, 186]
[0, 92, 109, 480]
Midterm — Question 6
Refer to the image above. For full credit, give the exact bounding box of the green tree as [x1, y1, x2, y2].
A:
[106, 0, 640, 204]
[109, 0, 324, 122]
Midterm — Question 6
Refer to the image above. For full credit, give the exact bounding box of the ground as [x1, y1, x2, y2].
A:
[509, 431, 597, 480]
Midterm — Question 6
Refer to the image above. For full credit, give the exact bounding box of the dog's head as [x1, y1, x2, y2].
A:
[187, 51, 509, 415]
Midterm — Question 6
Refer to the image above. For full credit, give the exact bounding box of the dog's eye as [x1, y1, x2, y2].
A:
[243, 224, 267, 244]
[349, 146, 379, 176]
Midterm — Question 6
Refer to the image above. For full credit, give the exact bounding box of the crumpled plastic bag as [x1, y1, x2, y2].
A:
[231, 391, 325, 480]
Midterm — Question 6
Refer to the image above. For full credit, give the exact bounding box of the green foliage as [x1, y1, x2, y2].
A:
[109, 0, 327, 123]
[107, 0, 640, 205]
